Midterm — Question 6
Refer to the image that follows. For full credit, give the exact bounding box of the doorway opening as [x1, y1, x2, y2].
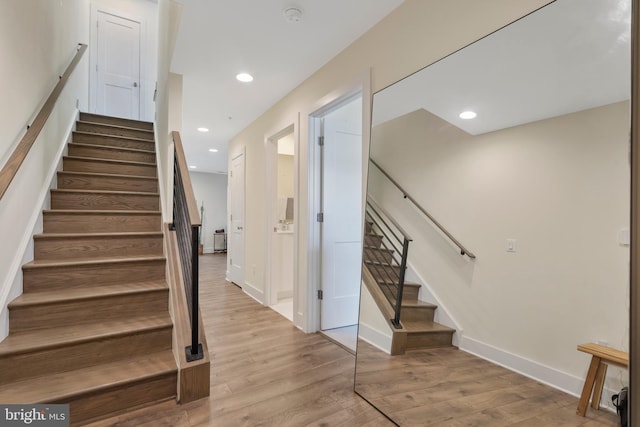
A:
[228, 150, 245, 287]
[309, 92, 363, 351]
[266, 125, 297, 322]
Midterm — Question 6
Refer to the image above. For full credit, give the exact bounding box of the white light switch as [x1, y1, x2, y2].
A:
[619, 228, 630, 246]
[506, 239, 517, 253]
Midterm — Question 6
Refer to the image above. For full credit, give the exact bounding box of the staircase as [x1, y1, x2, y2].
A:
[0, 113, 177, 424]
[362, 220, 455, 354]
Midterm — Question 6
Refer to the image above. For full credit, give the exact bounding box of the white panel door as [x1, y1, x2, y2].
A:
[229, 153, 245, 286]
[96, 11, 141, 119]
[320, 97, 363, 330]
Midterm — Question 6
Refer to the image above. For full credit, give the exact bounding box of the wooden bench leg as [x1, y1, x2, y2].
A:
[577, 356, 601, 416]
[591, 362, 608, 410]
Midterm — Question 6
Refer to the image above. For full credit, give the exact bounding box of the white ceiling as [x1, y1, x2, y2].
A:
[372, 0, 631, 134]
[171, 0, 404, 174]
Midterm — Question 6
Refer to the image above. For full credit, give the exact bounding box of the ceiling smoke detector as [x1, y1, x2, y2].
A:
[283, 7, 303, 23]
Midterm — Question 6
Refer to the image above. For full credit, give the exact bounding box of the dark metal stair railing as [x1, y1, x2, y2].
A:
[170, 131, 203, 362]
[365, 194, 413, 329]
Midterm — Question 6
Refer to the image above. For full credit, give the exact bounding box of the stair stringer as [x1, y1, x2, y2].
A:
[404, 260, 463, 347]
[0, 108, 78, 341]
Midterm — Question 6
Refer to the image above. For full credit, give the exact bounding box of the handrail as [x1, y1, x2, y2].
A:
[369, 158, 476, 259]
[171, 131, 203, 362]
[0, 43, 87, 201]
[367, 194, 413, 243]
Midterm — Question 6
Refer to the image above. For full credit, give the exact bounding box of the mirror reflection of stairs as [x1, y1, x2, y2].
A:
[0, 113, 177, 424]
[362, 218, 455, 355]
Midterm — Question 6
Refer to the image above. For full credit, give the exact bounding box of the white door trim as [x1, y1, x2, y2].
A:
[301, 70, 372, 333]
[264, 117, 300, 326]
[89, 4, 148, 120]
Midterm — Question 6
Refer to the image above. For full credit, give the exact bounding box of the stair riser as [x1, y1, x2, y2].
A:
[34, 234, 163, 261]
[0, 327, 172, 384]
[51, 191, 159, 211]
[364, 251, 394, 265]
[43, 212, 162, 234]
[380, 284, 420, 303]
[76, 122, 154, 141]
[10, 290, 169, 333]
[406, 331, 454, 350]
[23, 260, 166, 292]
[79, 113, 154, 131]
[67, 373, 176, 424]
[400, 306, 436, 322]
[73, 132, 155, 151]
[57, 172, 158, 193]
[63, 157, 156, 177]
[68, 144, 156, 164]
[364, 235, 383, 248]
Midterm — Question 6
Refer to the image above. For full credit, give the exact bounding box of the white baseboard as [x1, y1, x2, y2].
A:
[243, 281, 265, 304]
[358, 322, 392, 354]
[459, 335, 618, 413]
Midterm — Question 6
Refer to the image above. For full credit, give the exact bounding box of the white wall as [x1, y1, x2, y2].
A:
[0, 0, 91, 339]
[369, 102, 629, 400]
[190, 172, 228, 253]
[228, 0, 552, 332]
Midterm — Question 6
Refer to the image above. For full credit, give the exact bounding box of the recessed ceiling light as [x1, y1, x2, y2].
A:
[197, 127, 209, 132]
[459, 111, 477, 120]
[209, 148, 219, 153]
[189, 165, 197, 169]
[236, 73, 254, 83]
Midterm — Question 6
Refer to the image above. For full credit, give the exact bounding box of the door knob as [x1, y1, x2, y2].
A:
[133, 82, 138, 87]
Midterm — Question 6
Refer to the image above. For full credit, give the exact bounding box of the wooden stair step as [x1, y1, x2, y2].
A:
[68, 143, 156, 163]
[57, 171, 158, 193]
[51, 189, 159, 211]
[23, 256, 166, 292]
[43, 210, 161, 233]
[379, 281, 421, 303]
[0, 350, 176, 424]
[402, 319, 455, 350]
[63, 156, 157, 177]
[9, 281, 169, 332]
[0, 315, 173, 384]
[364, 234, 384, 247]
[34, 231, 163, 261]
[363, 245, 394, 263]
[397, 300, 437, 322]
[80, 112, 154, 131]
[76, 121, 154, 141]
[73, 131, 156, 151]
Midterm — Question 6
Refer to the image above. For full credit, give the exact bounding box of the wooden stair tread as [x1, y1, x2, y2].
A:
[65, 155, 156, 167]
[77, 120, 155, 135]
[401, 319, 455, 333]
[9, 281, 168, 307]
[0, 314, 172, 356]
[80, 112, 154, 128]
[34, 231, 163, 239]
[51, 188, 159, 196]
[364, 259, 397, 267]
[69, 142, 156, 155]
[24, 255, 165, 268]
[44, 209, 160, 215]
[401, 300, 437, 309]
[58, 170, 158, 181]
[0, 351, 176, 403]
[73, 131, 156, 144]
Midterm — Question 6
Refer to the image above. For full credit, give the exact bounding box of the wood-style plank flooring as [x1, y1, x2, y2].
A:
[87, 254, 619, 426]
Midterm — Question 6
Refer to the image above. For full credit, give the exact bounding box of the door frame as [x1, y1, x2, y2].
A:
[89, 4, 148, 120]
[227, 148, 246, 288]
[264, 117, 299, 323]
[303, 71, 372, 333]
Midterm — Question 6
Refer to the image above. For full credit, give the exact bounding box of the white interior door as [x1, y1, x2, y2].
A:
[229, 153, 245, 286]
[320, 97, 363, 330]
[96, 11, 141, 119]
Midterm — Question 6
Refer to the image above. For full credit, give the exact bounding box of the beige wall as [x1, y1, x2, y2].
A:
[228, 0, 552, 331]
[0, 0, 91, 339]
[370, 101, 630, 397]
[277, 154, 294, 200]
[190, 171, 228, 253]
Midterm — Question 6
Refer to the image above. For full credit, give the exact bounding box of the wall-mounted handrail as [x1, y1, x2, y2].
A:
[0, 43, 87, 201]
[369, 159, 476, 259]
[171, 131, 203, 362]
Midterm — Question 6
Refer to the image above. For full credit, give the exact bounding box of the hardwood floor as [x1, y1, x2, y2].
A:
[87, 254, 619, 426]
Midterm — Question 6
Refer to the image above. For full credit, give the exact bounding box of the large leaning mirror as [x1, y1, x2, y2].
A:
[355, 0, 631, 425]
